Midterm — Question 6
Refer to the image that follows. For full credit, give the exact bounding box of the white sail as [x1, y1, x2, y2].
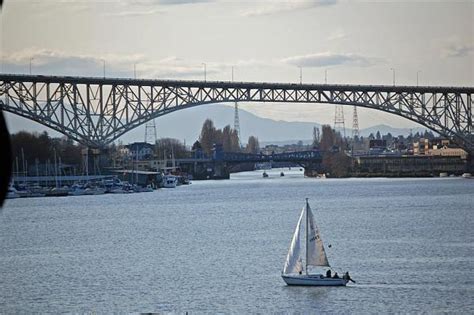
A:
[306, 203, 330, 267]
[282, 207, 305, 275]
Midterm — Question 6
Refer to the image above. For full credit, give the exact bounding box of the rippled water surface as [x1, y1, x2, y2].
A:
[1, 170, 473, 313]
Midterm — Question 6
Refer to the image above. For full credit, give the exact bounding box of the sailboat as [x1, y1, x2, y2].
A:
[282, 199, 350, 286]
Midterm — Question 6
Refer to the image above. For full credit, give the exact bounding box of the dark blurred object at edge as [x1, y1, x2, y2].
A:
[0, 2, 9, 207]
[0, 111, 12, 207]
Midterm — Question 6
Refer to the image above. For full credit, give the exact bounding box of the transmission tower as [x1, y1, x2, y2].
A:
[144, 119, 158, 144]
[352, 106, 359, 139]
[234, 101, 241, 147]
[334, 105, 346, 138]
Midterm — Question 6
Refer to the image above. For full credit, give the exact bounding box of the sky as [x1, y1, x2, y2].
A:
[1, 0, 473, 141]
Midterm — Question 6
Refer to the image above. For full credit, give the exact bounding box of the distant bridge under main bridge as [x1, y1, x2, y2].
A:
[173, 150, 323, 179]
[1, 74, 473, 154]
[217, 150, 321, 164]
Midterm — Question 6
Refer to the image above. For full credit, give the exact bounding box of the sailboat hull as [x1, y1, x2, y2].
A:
[282, 274, 348, 286]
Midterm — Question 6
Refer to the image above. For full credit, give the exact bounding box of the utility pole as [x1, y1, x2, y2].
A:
[352, 106, 359, 139]
[325, 69, 328, 84]
[390, 68, 396, 86]
[334, 105, 346, 139]
[299, 66, 302, 84]
[416, 70, 421, 87]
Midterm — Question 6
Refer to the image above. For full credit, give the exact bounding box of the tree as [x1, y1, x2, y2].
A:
[191, 140, 202, 151]
[320, 125, 335, 151]
[155, 138, 188, 159]
[230, 129, 240, 152]
[222, 125, 240, 152]
[199, 119, 217, 156]
[246, 136, 260, 154]
[376, 130, 381, 140]
[312, 126, 320, 147]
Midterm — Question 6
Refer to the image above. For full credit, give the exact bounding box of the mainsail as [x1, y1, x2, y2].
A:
[306, 203, 330, 267]
[282, 207, 305, 275]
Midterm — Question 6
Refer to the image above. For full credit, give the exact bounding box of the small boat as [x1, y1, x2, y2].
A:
[7, 184, 19, 199]
[133, 185, 154, 193]
[262, 171, 269, 178]
[461, 173, 472, 179]
[162, 175, 177, 188]
[69, 183, 87, 196]
[282, 199, 353, 286]
[46, 186, 70, 197]
[29, 185, 47, 197]
[84, 186, 106, 195]
[280, 172, 285, 177]
[439, 172, 448, 178]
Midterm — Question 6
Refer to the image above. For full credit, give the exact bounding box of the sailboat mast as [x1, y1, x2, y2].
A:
[305, 198, 309, 275]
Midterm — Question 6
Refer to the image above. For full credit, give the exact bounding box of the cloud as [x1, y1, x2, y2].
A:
[327, 30, 347, 41]
[33, 0, 212, 17]
[241, 0, 337, 17]
[2, 48, 381, 79]
[280, 52, 381, 68]
[155, 0, 211, 5]
[1, 49, 231, 79]
[443, 43, 473, 58]
[2, 48, 148, 77]
[105, 8, 164, 17]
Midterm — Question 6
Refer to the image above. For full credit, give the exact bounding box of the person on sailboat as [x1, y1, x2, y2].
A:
[333, 272, 339, 279]
[326, 270, 331, 278]
[343, 271, 355, 283]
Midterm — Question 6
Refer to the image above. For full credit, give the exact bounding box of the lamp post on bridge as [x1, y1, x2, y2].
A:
[324, 69, 328, 84]
[390, 68, 396, 86]
[202, 62, 207, 82]
[416, 70, 421, 87]
[29, 57, 34, 75]
[134, 63, 137, 79]
[299, 66, 303, 85]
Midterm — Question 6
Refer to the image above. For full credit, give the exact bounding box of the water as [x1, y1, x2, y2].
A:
[1, 169, 473, 313]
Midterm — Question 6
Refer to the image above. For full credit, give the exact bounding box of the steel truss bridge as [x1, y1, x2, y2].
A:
[1, 74, 473, 154]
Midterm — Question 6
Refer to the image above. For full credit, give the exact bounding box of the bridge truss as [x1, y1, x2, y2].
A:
[0, 74, 473, 153]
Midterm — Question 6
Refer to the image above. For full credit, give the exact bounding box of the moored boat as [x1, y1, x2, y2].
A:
[46, 186, 70, 197]
[84, 186, 106, 195]
[162, 175, 177, 188]
[7, 184, 19, 199]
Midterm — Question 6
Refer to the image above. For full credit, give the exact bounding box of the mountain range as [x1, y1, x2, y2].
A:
[120, 104, 429, 145]
[6, 104, 429, 145]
